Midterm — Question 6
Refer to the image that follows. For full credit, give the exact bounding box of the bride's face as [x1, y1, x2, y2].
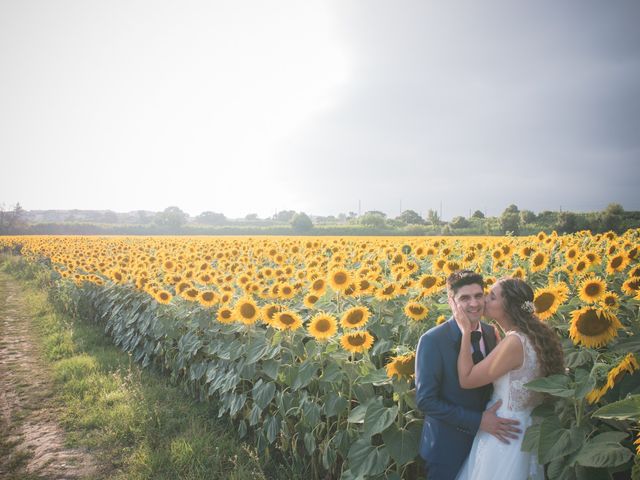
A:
[484, 282, 505, 322]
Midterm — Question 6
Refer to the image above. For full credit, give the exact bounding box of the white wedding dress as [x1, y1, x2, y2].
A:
[456, 331, 545, 480]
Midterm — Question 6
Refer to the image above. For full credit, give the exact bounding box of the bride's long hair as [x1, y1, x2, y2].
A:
[498, 278, 564, 377]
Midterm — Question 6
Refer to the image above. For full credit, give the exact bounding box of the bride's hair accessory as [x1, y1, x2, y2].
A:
[521, 300, 535, 314]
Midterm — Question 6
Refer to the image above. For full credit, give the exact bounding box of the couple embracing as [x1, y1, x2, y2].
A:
[415, 270, 564, 479]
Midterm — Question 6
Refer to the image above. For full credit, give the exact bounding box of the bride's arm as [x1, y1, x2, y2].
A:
[458, 334, 523, 389]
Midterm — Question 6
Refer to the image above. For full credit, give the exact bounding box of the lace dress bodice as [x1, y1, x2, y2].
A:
[491, 330, 543, 413]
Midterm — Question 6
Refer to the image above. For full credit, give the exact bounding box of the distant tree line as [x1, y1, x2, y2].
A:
[1, 202, 638, 236]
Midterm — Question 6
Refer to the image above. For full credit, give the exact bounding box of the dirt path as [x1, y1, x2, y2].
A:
[0, 274, 100, 479]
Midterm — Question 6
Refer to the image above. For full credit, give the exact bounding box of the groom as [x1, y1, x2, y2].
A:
[415, 270, 520, 479]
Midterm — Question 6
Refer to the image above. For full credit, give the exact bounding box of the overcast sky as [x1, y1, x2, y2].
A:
[1, 0, 639, 220]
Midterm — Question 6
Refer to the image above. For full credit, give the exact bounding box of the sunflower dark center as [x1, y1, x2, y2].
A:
[585, 283, 601, 296]
[346, 310, 364, 325]
[577, 310, 610, 336]
[315, 319, 331, 332]
[534, 292, 556, 312]
[279, 313, 295, 325]
[202, 292, 215, 301]
[348, 334, 366, 346]
[240, 304, 256, 318]
[334, 272, 347, 284]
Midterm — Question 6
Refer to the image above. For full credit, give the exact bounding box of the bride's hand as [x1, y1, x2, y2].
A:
[449, 296, 471, 334]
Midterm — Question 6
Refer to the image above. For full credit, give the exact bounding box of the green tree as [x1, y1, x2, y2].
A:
[555, 211, 578, 233]
[102, 210, 119, 224]
[196, 211, 227, 225]
[396, 210, 425, 225]
[450, 216, 470, 229]
[599, 203, 624, 232]
[274, 210, 296, 223]
[500, 205, 521, 234]
[155, 206, 188, 229]
[427, 209, 441, 226]
[520, 210, 536, 224]
[471, 210, 485, 219]
[291, 212, 313, 233]
[359, 212, 386, 228]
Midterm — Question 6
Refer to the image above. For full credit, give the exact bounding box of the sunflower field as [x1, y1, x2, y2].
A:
[1, 230, 639, 479]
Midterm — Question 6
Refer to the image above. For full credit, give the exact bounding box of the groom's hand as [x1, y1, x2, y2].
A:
[479, 400, 521, 444]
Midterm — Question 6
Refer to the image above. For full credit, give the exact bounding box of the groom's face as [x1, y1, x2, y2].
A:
[452, 283, 485, 323]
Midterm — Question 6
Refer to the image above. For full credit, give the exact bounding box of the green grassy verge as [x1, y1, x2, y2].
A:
[0, 257, 269, 480]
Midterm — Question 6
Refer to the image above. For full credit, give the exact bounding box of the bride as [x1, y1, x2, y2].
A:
[452, 278, 564, 480]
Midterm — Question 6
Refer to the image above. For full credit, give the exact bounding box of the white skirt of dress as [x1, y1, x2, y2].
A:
[455, 409, 544, 480]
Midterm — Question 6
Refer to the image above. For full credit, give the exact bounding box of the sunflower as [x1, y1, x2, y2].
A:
[585, 385, 607, 405]
[443, 260, 463, 275]
[533, 286, 565, 320]
[404, 301, 429, 321]
[565, 247, 579, 263]
[432, 258, 447, 273]
[584, 251, 601, 266]
[261, 303, 283, 326]
[530, 252, 549, 272]
[165, 273, 183, 285]
[417, 274, 441, 296]
[578, 277, 607, 303]
[308, 313, 338, 341]
[155, 290, 173, 305]
[635, 432, 640, 456]
[328, 268, 352, 292]
[216, 306, 235, 324]
[197, 272, 215, 285]
[310, 278, 327, 295]
[436, 315, 447, 325]
[511, 267, 526, 280]
[196, 290, 218, 308]
[588, 353, 640, 404]
[274, 310, 303, 331]
[622, 276, 640, 296]
[349, 282, 364, 296]
[573, 257, 590, 276]
[176, 281, 192, 295]
[375, 282, 399, 301]
[569, 306, 623, 348]
[599, 291, 620, 311]
[604, 353, 639, 390]
[234, 297, 260, 325]
[340, 306, 371, 329]
[386, 353, 416, 380]
[356, 278, 374, 295]
[606, 254, 629, 275]
[277, 283, 296, 300]
[181, 287, 200, 302]
[303, 294, 320, 308]
[340, 331, 374, 354]
[519, 245, 536, 258]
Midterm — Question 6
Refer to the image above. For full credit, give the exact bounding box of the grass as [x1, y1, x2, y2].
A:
[0, 258, 269, 480]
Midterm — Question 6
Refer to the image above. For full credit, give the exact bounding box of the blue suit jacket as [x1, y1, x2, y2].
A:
[415, 317, 498, 471]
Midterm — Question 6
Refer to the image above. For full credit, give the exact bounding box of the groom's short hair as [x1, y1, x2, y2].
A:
[446, 270, 484, 295]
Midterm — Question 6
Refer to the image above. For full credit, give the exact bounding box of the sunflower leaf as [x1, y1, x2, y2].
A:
[592, 395, 640, 421]
[525, 374, 575, 397]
